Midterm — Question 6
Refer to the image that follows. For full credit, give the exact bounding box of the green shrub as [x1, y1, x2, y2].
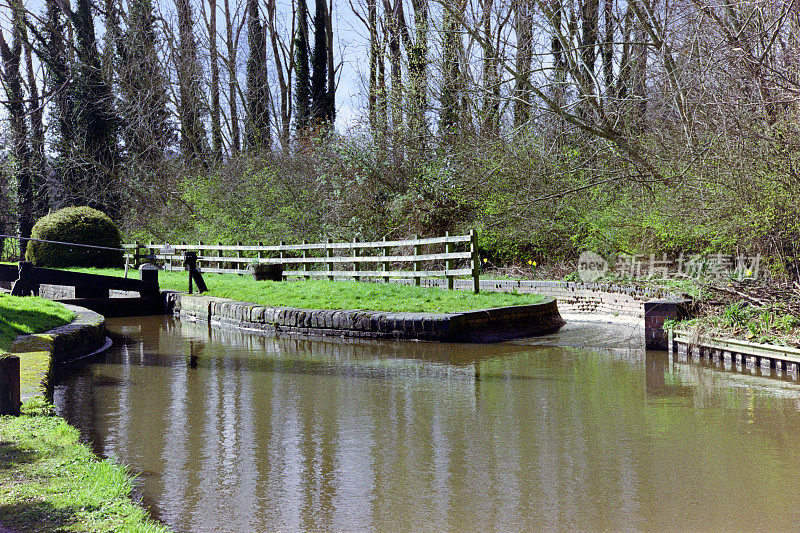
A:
[25, 207, 124, 268]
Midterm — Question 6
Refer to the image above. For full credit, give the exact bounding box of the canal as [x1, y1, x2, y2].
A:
[54, 315, 800, 531]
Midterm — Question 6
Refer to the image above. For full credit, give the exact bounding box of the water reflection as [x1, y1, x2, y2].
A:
[54, 316, 800, 532]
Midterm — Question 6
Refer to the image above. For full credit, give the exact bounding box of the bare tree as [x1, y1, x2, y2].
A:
[266, 0, 294, 148]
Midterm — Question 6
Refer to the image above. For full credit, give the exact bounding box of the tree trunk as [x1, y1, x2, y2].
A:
[311, 0, 329, 124]
[246, 0, 271, 149]
[367, 0, 378, 133]
[210, 0, 222, 160]
[22, 10, 46, 218]
[481, 0, 499, 136]
[513, 0, 533, 127]
[382, 0, 404, 159]
[0, 1, 33, 256]
[326, 0, 336, 123]
[267, 0, 292, 148]
[224, 0, 240, 154]
[602, 0, 614, 93]
[176, 0, 209, 163]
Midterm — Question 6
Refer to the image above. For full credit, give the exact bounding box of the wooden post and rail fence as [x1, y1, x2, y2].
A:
[124, 230, 482, 293]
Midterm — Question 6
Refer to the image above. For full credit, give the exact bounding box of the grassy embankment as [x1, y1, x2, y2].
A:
[1, 398, 168, 532]
[0, 295, 168, 532]
[0, 295, 75, 395]
[67, 267, 546, 312]
[0, 295, 75, 354]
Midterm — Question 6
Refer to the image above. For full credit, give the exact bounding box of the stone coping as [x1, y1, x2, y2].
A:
[10, 304, 106, 400]
[11, 304, 106, 362]
[174, 293, 565, 343]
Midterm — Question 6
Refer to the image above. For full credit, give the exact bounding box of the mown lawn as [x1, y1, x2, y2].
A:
[66, 267, 546, 313]
[0, 398, 168, 533]
[0, 295, 75, 353]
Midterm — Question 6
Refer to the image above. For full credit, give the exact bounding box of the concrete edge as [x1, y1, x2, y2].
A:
[173, 293, 565, 343]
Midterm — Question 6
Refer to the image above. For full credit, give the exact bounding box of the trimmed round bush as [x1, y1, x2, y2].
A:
[25, 207, 124, 268]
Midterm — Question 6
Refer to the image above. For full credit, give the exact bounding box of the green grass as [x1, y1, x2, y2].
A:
[0, 397, 168, 533]
[0, 295, 75, 353]
[67, 268, 546, 313]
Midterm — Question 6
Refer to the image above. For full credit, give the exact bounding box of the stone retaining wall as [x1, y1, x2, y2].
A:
[175, 294, 565, 343]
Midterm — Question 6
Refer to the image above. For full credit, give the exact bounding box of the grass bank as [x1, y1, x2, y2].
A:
[0, 295, 75, 353]
[67, 268, 546, 313]
[0, 296, 166, 531]
[0, 398, 168, 532]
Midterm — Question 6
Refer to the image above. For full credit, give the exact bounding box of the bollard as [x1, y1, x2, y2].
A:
[139, 263, 160, 297]
[11, 261, 36, 296]
[0, 356, 21, 416]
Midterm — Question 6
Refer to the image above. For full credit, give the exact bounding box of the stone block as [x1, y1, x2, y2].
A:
[251, 307, 266, 323]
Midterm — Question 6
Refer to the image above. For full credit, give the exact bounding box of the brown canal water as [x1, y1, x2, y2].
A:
[54, 315, 800, 532]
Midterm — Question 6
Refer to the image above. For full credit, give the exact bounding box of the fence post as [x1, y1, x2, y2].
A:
[218, 242, 224, 272]
[413, 234, 421, 287]
[470, 229, 480, 294]
[163, 242, 170, 271]
[0, 355, 20, 416]
[134, 241, 141, 268]
[197, 241, 203, 271]
[237, 241, 244, 275]
[382, 237, 389, 284]
[353, 238, 360, 282]
[180, 242, 187, 272]
[278, 241, 285, 279]
[302, 240, 309, 280]
[445, 231, 454, 290]
[326, 239, 333, 281]
[258, 242, 265, 262]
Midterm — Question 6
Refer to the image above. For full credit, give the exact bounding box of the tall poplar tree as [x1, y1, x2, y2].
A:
[439, 4, 461, 138]
[310, 0, 331, 124]
[295, 0, 311, 131]
[119, 0, 173, 164]
[209, 0, 222, 160]
[246, 0, 271, 150]
[68, 0, 121, 217]
[42, 0, 70, 156]
[175, 0, 209, 163]
[0, 0, 33, 253]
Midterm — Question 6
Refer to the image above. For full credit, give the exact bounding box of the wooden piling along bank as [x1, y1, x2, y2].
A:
[124, 231, 482, 292]
[670, 328, 800, 376]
